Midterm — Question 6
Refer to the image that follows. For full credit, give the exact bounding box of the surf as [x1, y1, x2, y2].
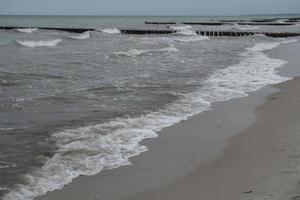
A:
[15, 39, 62, 48]
[3, 38, 297, 200]
[16, 28, 38, 33]
[67, 31, 90, 40]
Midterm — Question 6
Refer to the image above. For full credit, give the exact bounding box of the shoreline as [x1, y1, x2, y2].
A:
[126, 76, 300, 200]
[124, 41, 300, 200]
[36, 40, 300, 200]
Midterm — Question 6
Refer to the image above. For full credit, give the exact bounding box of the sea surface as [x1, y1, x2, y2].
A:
[0, 15, 299, 200]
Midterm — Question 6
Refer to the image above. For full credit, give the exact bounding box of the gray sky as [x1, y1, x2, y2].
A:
[0, 0, 299, 15]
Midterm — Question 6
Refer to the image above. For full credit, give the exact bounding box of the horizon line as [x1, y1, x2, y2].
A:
[0, 13, 299, 17]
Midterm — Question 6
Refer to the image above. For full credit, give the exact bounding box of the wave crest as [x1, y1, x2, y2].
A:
[16, 28, 38, 33]
[15, 39, 62, 48]
[233, 23, 259, 31]
[173, 36, 210, 42]
[170, 25, 197, 36]
[3, 39, 298, 200]
[114, 44, 178, 58]
[0, 161, 16, 169]
[100, 28, 120, 34]
[67, 31, 90, 40]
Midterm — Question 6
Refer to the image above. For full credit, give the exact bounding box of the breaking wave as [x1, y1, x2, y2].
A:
[100, 28, 121, 34]
[3, 38, 297, 200]
[173, 36, 210, 42]
[233, 24, 259, 31]
[16, 28, 38, 33]
[67, 31, 90, 40]
[15, 39, 62, 48]
[114, 44, 178, 57]
[0, 161, 16, 169]
[170, 25, 197, 36]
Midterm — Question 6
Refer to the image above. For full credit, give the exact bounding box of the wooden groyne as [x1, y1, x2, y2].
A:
[2, 26, 299, 38]
[218, 18, 279, 23]
[217, 17, 299, 23]
[145, 21, 176, 25]
[145, 21, 295, 26]
[1, 26, 95, 33]
[144, 22, 228, 25]
[144, 21, 295, 26]
[236, 22, 294, 26]
[121, 29, 176, 34]
[182, 22, 227, 25]
[120, 29, 300, 38]
[286, 18, 300, 22]
[197, 31, 300, 38]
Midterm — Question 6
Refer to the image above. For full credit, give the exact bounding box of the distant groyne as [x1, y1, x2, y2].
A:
[145, 21, 295, 26]
[121, 29, 300, 38]
[2, 26, 300, 38]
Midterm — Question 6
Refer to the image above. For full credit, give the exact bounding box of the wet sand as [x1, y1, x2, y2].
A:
[38, 40, 300, 200]
[126, 79, 300, 200]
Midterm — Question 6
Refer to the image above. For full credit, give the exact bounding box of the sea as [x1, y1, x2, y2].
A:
[0, 15, 299, 200]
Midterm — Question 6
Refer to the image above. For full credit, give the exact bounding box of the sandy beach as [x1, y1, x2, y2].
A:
[35, 40, 300, 200]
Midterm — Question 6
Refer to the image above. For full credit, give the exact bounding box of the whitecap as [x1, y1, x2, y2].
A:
[16, 28, 38, 33]
[100, 28, 121, 34]
[232, 23, 259, 31]
[248, 39, 297, 52]
[15, 39, 62, 48]
[175, 29, 197, 36]
[0, 128, 17, 131]
[114, 44, 178, 58]
[67, 31, 90, 40]
[170, 25, 197, 36]
[169, 25, 193, 30]
[173, 36, 210, 42]
[0, 161, 17, 169]
[3, 38, 298, 200]
[114, 49, 148, 57]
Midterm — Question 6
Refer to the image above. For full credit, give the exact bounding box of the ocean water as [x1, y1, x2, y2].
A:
[0, 15, 299, 200]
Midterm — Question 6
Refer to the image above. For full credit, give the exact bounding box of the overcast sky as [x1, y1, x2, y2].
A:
[0, 0, 299, 15]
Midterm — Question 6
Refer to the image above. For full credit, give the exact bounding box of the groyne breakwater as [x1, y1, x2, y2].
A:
[1, 26, 300, 38]
[121, 29, 300, 38]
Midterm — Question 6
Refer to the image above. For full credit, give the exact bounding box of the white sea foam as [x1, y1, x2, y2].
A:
[233, 24, 259, 31]
[67, 31, 90, 40]
[176, 29, 197, 36]
[276, 19, 286, 23]
[170, 25, 197, 36]
[141, 35, 210, 44]
[169, 25, 193, 30]
[114, 44, 178, 57]
[114, 49, 148, 57]
[0, 128, 17, 131]
[16, 28, 38, 33]
[15, 39, 62, 48]
[0, 161, 16, 169]
[3, 38, 297, 200]
[100, 28, 121, 34]
[173, 36, 210, 42]
[249, 39, 298, 52]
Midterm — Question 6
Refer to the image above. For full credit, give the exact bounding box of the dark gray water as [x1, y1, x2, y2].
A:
[0, 15, 299, 200]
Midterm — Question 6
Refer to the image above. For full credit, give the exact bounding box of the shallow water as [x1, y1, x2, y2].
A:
[0, 15, 299, 200]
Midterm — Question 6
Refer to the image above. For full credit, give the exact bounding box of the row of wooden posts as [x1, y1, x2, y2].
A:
[1, 26, 300, 38]
[120, 29, 300, 38]
[145, 21, 295, 26]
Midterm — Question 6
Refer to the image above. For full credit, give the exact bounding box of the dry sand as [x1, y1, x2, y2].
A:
[38, 40, 300, 200]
